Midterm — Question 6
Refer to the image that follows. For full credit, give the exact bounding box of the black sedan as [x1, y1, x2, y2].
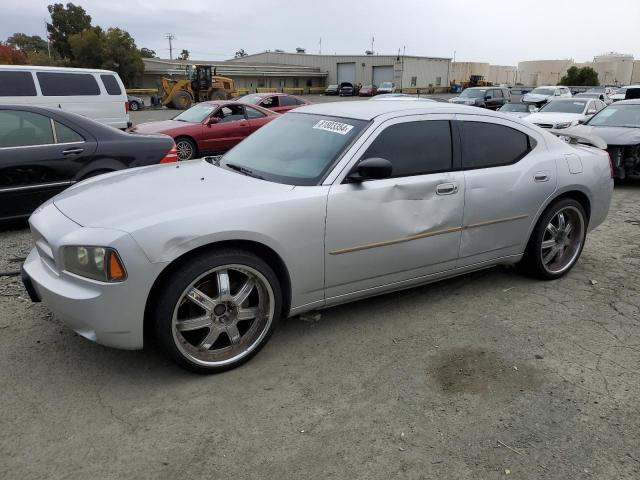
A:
[324, 84, 339, 95]
[0, 105, 177, 221]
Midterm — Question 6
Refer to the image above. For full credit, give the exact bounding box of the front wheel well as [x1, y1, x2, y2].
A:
[143, 239, 292, 343]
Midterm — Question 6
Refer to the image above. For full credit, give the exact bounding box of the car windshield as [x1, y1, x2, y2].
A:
[499, 103, 528, 112]
[576, 93, 598, 99]
[328, 85, 338, 88]
[539, 100, 587, 113]
[587, 87, 605, 93]
[460, 89, 486, 98]
[380, 82, 393, 88]
[173, 104, 217, 123]
[238, 95, 263, 105]
[530, 88, 555, 96]
[220, 113, 368, 186]
[587, 104, 640, 128]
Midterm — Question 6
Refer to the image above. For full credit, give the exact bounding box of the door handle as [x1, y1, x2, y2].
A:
[436, 183, 458, 195]
[62, 148, 84, 155]
[534, 171, 550, 182]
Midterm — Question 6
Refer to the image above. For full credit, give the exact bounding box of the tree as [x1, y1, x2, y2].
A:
[234, 49, 247, 58]
[68, 27, 105, 69]
[7, 33, 48, 55]
[178, 49, 189, 60]
[560, 66, 599, 86]
[101, 28, 144, 87]
[140, 47, 156, 58]
[0, 42, 27, 64]
[47, 2, 92, 60]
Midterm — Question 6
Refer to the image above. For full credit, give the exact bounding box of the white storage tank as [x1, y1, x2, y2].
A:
[592, 53, 634, 86]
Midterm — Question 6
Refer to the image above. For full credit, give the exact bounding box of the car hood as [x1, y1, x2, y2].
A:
[53, 159, 294, 231]
[523, 93, 550, 102]
[133, 120, 191, 134]
[524, 112, 585, 124]
[568, 125, 640, 145]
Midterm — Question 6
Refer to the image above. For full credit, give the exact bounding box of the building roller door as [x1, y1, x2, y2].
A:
[337, 62, 356, 84]
[372, 65, 394, 86]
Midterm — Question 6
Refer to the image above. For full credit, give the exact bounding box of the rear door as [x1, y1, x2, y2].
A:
[455, 115, 556, 267]
[0, 109, 96, 219]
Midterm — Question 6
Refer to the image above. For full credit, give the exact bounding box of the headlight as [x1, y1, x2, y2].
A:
[555, 122, 573, 129]
[63, 246, 127, 282]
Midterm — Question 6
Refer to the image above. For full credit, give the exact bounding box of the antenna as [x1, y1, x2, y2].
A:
[371, 36, 374, 55]
[165, 33, 176, 60]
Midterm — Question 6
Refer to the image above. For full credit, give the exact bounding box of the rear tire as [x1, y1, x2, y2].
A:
[129, 101, 140, 111]
[153, 249, 282, 373]
[521, 198, 587, 280]
[171, 91, 193, 109]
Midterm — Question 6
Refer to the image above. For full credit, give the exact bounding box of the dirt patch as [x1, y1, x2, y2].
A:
[430, 347, 542, 396]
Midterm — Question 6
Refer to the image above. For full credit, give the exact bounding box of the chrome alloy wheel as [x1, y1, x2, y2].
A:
[540, 206, 585, 275]
[171, 265, 275, 367]
[175, 140, 194, 160]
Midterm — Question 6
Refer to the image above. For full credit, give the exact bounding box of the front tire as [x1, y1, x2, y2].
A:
[153, 249, 282, 373]
[175, 137, 197, 161]
[129, 101, 140, 111]
[522, 198, 587, 280]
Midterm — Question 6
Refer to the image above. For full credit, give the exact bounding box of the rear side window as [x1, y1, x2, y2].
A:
[54, 121, 84, 143]
[0, 71, 37, 96]
[362, 120, 452, 178]
[100, 74, 122, 95]
[280, 96, 298, 106]
[37, 72, 100, 96]
[459, 121, 532, 169]
[0, 110, 54, 147]
[245, 106, 266, 119]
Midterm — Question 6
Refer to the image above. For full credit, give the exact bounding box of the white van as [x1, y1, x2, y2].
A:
[0, 65, 130, 129]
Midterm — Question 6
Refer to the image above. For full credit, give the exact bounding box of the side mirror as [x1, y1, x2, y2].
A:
[205, 117, 219, 126]
[485, 95, 492, 100]
[347, 157, 393, 182]
[578, 119, 587, 124]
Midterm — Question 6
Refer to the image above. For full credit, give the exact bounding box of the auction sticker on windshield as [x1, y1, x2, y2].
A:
[313, 120, 354, 135]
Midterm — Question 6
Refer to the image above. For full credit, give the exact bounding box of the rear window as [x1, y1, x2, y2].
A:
[0, 110, 54, 148]
[0, 71, 37, 97]
[100, 74, 122, 95]
[37, 72, 100, 96]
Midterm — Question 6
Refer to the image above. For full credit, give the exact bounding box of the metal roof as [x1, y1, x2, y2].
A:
[143, 58, 327, 77]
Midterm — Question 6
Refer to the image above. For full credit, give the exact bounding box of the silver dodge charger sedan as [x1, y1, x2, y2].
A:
[22, 101, 614, 373]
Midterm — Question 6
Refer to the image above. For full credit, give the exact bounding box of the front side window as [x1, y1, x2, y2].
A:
[260, 96, 279, 108]
[0, 71, 37, 96]
[459, 121, 532, 169]
[362, 120, 452, 178]
[0, 110, 54, 148]
[215, 105, 245, 123]
[37, 72, 100, 96]
[100, 74, 122, 95]
[221, 113, 368, 186]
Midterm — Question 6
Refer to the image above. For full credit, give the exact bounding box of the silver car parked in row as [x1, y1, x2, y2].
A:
[22, 101, 614, 373]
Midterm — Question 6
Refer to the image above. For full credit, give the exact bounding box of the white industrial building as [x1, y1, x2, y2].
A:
[227, 51, 452, 90]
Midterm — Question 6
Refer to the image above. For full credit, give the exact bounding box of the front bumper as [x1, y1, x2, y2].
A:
[22, 202, 168, 350]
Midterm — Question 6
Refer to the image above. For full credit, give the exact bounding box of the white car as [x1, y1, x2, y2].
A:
[522, 86, 572, 106]
[0, 65, 130, 130]
[497, 103, 539, 118]
[377, 82, 396, 94]
[523, 98, 606, 129]
[610, 85, 640, 102]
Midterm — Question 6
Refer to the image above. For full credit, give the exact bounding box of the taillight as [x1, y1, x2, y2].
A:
[125, 101, 129, 113]
[160, 142, 178, 163]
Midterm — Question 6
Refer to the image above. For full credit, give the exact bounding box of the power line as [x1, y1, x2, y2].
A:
[165, 33, 176, 60]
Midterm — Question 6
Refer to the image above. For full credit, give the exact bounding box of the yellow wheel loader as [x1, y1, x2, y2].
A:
[161, 65, 238, 109]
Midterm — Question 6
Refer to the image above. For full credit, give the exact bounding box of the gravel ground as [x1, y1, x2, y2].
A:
[0, 182, 638, 479]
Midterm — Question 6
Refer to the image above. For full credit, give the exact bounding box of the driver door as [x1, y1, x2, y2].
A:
[324, 115, 464, 301]
[200, 105, 249, 152]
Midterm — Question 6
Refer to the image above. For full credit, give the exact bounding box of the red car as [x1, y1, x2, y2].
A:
[238, 92, 311, 114]
[359, 84, 378, 97]
[132, 101, 277, 160]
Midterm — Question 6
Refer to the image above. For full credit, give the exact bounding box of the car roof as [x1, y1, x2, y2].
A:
[0, 64, 119, 75]
[295, 100, 482, 120]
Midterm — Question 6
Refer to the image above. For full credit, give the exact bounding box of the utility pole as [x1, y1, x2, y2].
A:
[165, 33, 176, 60]
[44, 19, 51, 60]
[371, 36, 374, 55]
[319, 37, 322, 55]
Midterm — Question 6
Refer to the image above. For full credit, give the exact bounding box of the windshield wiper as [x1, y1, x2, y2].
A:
[225, 163, 264, 180]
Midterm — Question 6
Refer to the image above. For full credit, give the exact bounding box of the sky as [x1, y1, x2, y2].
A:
[2, 0, 640, 65]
